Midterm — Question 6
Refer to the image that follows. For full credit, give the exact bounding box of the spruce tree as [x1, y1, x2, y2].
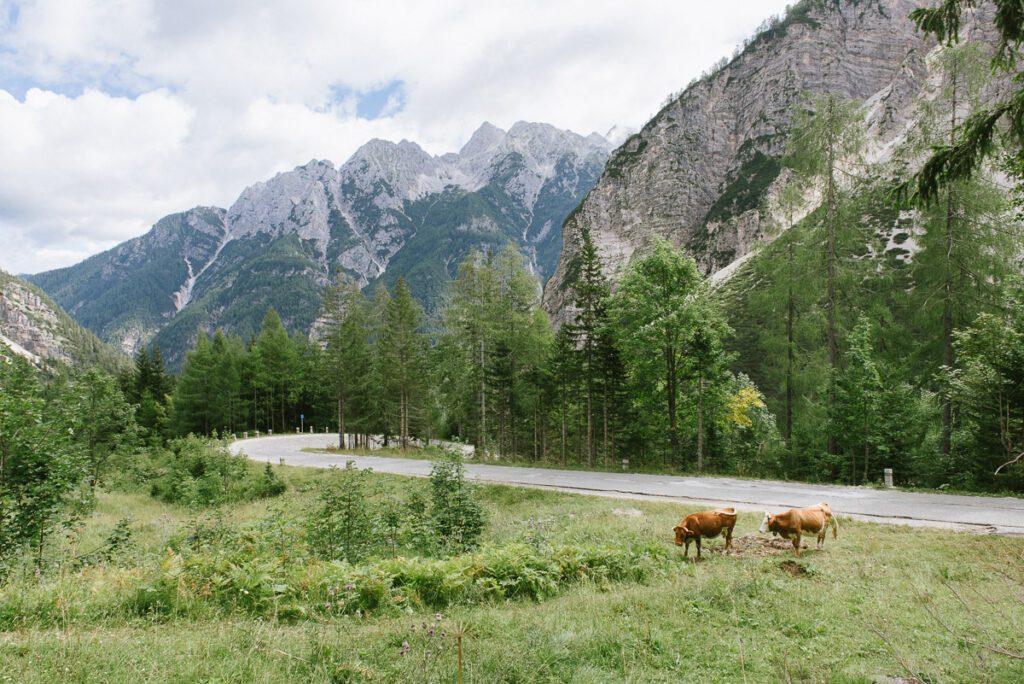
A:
[380, 279, 426, 450]
[252, 308, 297, 433]
[321, 274, 371, 449]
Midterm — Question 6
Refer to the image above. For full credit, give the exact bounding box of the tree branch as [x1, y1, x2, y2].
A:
[995, 449, 1024, 474]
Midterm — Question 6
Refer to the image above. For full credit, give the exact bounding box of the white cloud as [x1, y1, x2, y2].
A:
[0, 0, 791, 274]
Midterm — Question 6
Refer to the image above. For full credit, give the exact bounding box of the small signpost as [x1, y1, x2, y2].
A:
[300, 413, 305, 433]
[884, 468, 894, 488]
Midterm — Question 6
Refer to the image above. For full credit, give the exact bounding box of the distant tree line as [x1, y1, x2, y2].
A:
[164, 241, 776, 474]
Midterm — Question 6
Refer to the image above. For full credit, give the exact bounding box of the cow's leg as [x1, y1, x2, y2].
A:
[817, 529, 826, 549]
[792, 533, 801, 557]
[683, 539, 690, 559]
[725, 524, 733, 551]
[695, 537, 702, 560]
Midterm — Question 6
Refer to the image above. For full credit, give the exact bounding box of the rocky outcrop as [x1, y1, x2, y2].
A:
[543, 0, 933, 323]
[0, 272, 122, 370]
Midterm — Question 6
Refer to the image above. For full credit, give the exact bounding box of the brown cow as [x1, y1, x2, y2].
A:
[673, 508, 737, 559]
[759, 502, 838, 557]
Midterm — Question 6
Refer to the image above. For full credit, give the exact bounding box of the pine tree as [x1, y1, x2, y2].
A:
[172, 331, 216, 436]
[832, 316, 884, 484]
[252, 308, 297, 433]
[321, 274, 371, 449]
[567, 228, 610, 467]
[380, 279, 426, 450]
[786, 93, 866, 456]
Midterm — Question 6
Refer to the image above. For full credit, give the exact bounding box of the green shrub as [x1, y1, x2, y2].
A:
[143, 437, 285, 507]
[429, 456, 486, 553]
[307, 462, 374, 562]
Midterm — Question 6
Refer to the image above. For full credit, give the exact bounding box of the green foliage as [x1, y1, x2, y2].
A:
[379, 279, 428, 448]
[306, 462, 375, 562]
[428, 456, 485, 553]
[946, 285, 1024, 488]
[0, 355, 92, 570]
[146, 437, 285, 508]
[905, 0, 1024, 202]
[609, 240, 735, 469]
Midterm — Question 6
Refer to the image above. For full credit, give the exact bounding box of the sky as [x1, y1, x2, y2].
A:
[0, 0, 791, 275]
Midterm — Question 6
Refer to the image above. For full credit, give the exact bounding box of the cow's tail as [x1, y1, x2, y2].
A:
[829, 513, 839, 539]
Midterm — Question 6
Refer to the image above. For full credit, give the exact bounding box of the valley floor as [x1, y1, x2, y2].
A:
[235, 435, 1024, 534]
[2, 462, 1024, 682]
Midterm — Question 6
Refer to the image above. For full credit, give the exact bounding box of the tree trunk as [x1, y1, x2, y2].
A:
[786, 239, 795, 444]
[825, 96, 838, 458]
[696, 372, 705, 473]
[665, 346, 679, 466]
[338, 394, 345, 450]
[560, 385, 567, 466]
[941, 68, 959, 461]
[602, 383, 609, 468]
[479, 338, 486, 455]
[586, 386, 593, 467]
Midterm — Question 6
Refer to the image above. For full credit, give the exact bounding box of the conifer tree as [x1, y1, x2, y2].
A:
[786, 93, 866, 455]
[252, 308, 297, 433]
[321, 274, 371, 448]
[380, 279, 426, 450]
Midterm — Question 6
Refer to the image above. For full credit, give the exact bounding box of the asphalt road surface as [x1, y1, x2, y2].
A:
[231, 435, 1024, 534]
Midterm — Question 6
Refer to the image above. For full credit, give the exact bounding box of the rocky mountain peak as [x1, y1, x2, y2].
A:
[459, 121, 507, 157]
[543, 0, 932, 323]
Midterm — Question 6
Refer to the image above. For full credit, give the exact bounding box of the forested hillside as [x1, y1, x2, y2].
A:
[0, 270, 124, 372]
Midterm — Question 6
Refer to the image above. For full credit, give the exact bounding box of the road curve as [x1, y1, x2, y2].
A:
[231, 435, 1024, 534]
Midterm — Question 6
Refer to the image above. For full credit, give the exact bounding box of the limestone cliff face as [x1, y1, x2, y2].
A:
[0, 272, 122, 370]
[543, 0, 931, 322]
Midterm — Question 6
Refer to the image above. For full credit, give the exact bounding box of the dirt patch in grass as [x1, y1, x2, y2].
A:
[711, 534, 805, 557]
[779, 560, 809, 577]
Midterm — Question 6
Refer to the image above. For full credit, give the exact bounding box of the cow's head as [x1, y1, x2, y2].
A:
[673, 524, 692, 546]
[758, 511, 772, 534]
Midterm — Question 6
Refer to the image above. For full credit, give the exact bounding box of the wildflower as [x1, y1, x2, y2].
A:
[435, 613, 443, 621]
[324, 602, 332, 610]
[345, 583, 355, 590]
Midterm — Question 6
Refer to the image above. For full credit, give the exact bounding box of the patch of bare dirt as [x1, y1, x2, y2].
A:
[710, 534, 806, 558]
[779, 560, 808, 576]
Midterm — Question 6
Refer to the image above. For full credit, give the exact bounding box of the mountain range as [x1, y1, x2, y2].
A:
[29, 122, 610, 366]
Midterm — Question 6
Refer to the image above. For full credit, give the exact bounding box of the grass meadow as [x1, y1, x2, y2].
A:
[2, 457, 1023, 683]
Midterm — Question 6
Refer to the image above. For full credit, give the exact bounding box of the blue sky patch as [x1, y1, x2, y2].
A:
[329, 79, 406, 120]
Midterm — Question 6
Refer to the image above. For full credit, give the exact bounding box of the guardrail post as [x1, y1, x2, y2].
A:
[884, 468, 894, 487]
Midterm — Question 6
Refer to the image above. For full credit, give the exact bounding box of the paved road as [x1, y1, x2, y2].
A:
[231, 435, 1024, 534]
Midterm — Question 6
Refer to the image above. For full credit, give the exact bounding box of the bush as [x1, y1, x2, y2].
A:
[307, 462, 375, 562]
[143, 437, 285, 507]
[429, 456, 486, 553]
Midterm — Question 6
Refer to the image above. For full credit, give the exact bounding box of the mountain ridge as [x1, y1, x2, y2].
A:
[542, 0, 934, 322]
[30, 121, 610, 366]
